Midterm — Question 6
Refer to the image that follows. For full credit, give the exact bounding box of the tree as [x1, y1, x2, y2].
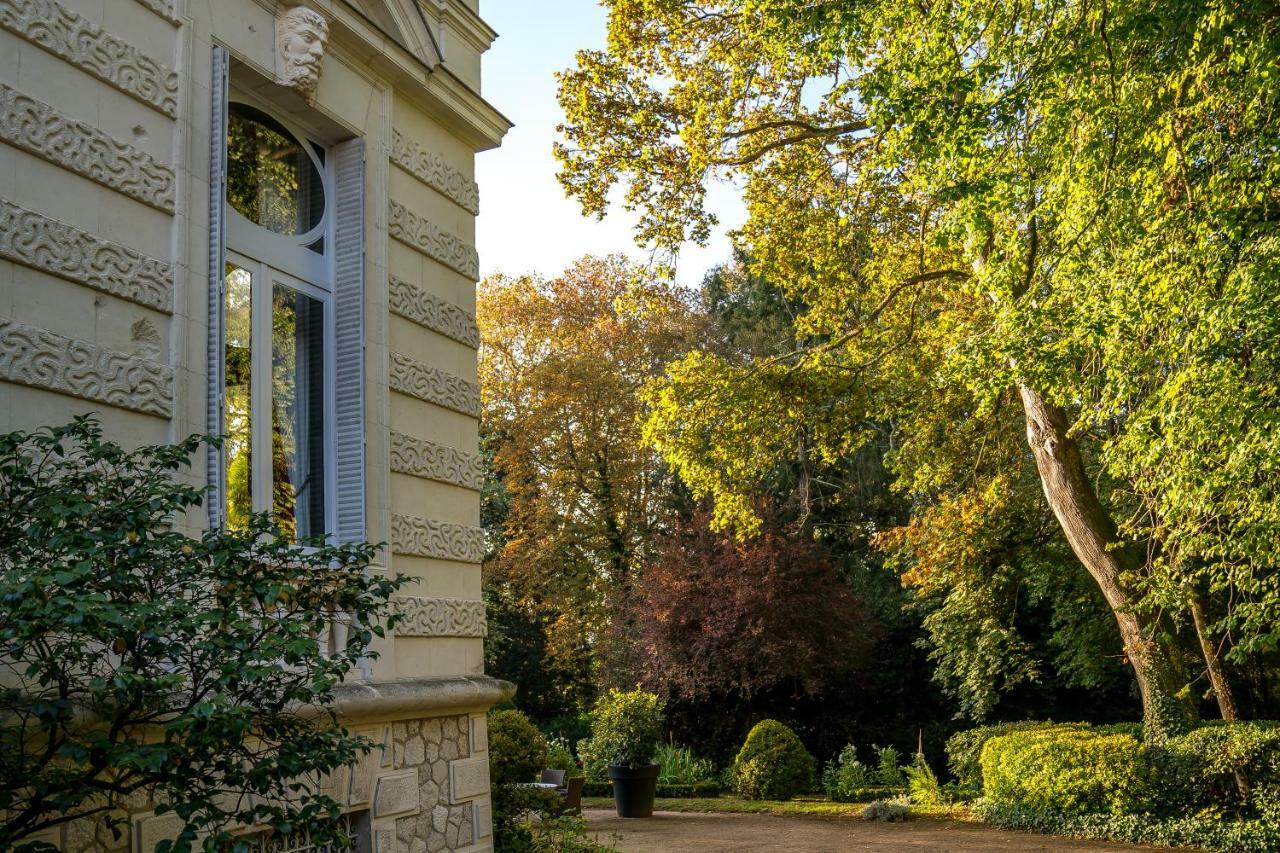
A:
[557, 0, 1280, 739]
[479, 255, 697, 685]
[0, 418, 403, 850]
[638, 507, 878, 705]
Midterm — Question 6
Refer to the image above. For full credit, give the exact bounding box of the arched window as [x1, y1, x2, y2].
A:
[209, 50, 366, 544]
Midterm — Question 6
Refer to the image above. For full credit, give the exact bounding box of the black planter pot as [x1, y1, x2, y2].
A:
[607, 763, 661, 818]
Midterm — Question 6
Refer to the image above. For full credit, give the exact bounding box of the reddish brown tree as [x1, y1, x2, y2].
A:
[637, 509, 878, 704]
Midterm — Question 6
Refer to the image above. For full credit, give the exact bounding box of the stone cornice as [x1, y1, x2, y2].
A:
[326, 676, 516, 723]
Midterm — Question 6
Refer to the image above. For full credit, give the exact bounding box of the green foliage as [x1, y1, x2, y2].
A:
[980, 727, 1155, 816]
[946, 721, 1056, 789]
[1162, 722, 1280, 817]
[729, 720, 816, 801]
[861, 800, 911, 822]
[822, 745, 875, 801]
[581, 688, 665, 769]
[545, 738, 581, 779]
[874, 745, 905, 788]
[0, 418, 403, 851]
[905, 753, 947, 807]
[654, 743, 717, 787]
[981, 805, 1280, 853]
[489, 710, 549, 787]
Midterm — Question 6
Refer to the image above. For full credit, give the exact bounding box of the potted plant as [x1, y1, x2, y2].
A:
[584, 688, 665, 817]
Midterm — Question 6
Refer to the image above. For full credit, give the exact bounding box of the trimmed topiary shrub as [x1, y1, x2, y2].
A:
[489, 709, 549, 786]
[981, 726, 1155, 815]
[579, 687, 665, 769]
[730, 719, 816, 801]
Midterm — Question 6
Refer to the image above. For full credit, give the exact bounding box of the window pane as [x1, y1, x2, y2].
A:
[224, 264, 253, 529]
[227, 103, 325, 236]
[271, 283, 326, 540]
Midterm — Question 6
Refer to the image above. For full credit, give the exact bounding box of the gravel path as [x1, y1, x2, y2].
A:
[582, 809, 1165, 852]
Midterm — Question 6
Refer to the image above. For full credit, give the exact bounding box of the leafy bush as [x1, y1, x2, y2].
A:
[981, 804, 1280, 853]
[875, 745, 905, 787]
[490, 710, 549, 787]
[946, 721, 1056, 788]
[1162, 721, 1280, 816]
[905, 753, 949, 806]
[581, 688, 665, 769]
[823, 745, 877, 801]
[981, 727, 1154, 815]
[729, 720, 816, 801]
[577, 736, 609, 784]
[0, 418, 404, 850]
[545, 737, 582, 778]
[655, 743, 717, 787]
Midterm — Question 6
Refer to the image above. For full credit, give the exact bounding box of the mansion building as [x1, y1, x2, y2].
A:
[0, 0, 511, 850]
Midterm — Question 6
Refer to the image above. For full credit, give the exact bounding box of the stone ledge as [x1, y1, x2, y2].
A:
[324, 675, 516, 724]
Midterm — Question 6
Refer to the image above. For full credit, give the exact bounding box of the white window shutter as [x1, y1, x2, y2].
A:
[207, 46, 229, 530]
[332, 138, 366, 544]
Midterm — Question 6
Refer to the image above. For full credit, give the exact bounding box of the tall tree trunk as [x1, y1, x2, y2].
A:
[1189, 591, 1238, 721]
[1018, 385, 1195, 742]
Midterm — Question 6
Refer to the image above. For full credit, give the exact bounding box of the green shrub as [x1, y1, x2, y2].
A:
[946, 721, 1055, 788]
[1162, 721, 1280, 816]
[823, 745, 874, 801]
[490, 709, 549, 786]
[576, 736, 609, 784]
[905, 753, 947, 806]
[546, 737, 581, 778]
[981, 803, 1280, 853]
[875, 745, 905, 787]
[729, 720, 816, 801]
[655, 743, 717, 787]
[981, 726, 1154, 815]
[582, 688, 665, 769]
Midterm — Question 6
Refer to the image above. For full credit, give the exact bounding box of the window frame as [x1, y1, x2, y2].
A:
[223, 251, 338, 538]
[221, 89, 339, 541]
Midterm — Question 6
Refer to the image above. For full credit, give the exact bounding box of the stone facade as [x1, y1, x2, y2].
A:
[0, 0, 512, 850]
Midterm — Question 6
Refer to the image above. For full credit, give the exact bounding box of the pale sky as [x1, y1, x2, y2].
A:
[474, 0, 744, 287]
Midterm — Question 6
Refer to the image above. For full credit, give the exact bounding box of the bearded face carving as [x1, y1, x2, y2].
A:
[275, 5, 329, 102]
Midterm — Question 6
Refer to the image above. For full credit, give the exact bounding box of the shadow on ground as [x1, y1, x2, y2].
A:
[583, 809, 1164, 852]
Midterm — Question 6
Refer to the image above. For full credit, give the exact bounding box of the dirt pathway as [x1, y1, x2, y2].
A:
[583, 809, 1165, 852]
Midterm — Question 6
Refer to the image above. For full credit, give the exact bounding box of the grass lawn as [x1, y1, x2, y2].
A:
[581, 795, 972, 822]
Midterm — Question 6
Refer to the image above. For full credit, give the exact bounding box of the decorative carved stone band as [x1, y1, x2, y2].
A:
[388, 200, 479, 281]
[391, 513, 486, 564]
[391, 130, 480, 215]
[388, 352, 479, 417]
[393, 596, 488, 638]
[0, 0, 180, 118]
[0, 318, 173, 416]
[390, 429, 482, 491]
[132, 0, 179, 25]
[0, 84, 175, 212]
[0, 199, 173, 312]
[388, 275, 479, 349]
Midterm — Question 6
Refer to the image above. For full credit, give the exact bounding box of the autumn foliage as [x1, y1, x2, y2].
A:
[637, 509, 878, 704]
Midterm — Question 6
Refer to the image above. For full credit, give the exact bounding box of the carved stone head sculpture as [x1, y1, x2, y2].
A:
[275, 5, 329, 102]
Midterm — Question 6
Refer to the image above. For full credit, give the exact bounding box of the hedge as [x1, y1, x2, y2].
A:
[980, 726, 1154, 815]
[980, 804, 1280, 853]
[1161, 721, 1280, 818]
